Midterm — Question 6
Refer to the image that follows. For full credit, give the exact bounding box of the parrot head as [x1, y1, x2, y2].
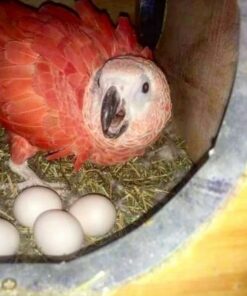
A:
[83, 56, 171, 165]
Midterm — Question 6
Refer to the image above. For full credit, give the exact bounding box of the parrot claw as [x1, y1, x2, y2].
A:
[3, 160, 68, 196]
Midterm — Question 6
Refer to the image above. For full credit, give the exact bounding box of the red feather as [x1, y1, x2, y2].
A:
[0, 0, 153, 168]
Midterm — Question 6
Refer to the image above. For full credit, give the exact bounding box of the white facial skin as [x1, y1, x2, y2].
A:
[100, 66, 152, 130]
[83, 56, 171, 165]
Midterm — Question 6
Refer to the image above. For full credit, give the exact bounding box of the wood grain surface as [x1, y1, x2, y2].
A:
[110, 172, 247, 296]
[156, 0, 238, 163]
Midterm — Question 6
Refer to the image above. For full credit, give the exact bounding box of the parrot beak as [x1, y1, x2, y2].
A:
[101, 86, 128, 138]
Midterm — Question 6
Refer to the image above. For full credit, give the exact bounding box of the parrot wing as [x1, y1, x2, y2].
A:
[75, 0, 153, 58]
[0, 0, 152, 169]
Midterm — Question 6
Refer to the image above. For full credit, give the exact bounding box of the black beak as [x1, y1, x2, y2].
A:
[101, 86, 128, 139]
[101, 86, 120, 133]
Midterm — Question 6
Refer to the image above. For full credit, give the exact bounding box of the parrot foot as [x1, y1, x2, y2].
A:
[5, 160, 67, 195]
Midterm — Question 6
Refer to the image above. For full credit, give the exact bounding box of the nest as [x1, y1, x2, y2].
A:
[0, 125, 192, 262]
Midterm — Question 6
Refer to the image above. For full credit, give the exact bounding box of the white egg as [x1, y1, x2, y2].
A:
[13, 186, 62, 228]
[69, 194, 116, 237]
[0, 219, 20, 257]
[34, 210, 84, 257]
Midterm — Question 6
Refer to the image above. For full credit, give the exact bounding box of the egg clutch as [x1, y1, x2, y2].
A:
[0, 186, 116, 259]
[0, 127, 192, 261]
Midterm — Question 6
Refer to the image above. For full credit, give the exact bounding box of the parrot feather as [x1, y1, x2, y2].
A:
[0, 0, 170, 170]
[5, 41, 38, 64]
[39, 3, 80, 25]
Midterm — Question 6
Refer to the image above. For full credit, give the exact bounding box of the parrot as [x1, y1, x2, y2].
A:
[0, 0, 171, 189]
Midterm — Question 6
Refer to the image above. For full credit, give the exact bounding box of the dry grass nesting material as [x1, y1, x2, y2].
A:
[0, 126, 192, 262]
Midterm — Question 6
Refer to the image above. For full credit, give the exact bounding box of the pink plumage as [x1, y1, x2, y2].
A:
[0, 0, 170, 170]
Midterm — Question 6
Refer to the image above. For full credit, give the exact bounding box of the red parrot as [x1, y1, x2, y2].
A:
[0, 0, 171, 187]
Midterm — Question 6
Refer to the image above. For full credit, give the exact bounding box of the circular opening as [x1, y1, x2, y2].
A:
[0, 0, 241, 290]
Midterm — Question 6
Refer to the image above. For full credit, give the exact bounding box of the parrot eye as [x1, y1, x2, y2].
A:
[142, 82, 149, 93]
